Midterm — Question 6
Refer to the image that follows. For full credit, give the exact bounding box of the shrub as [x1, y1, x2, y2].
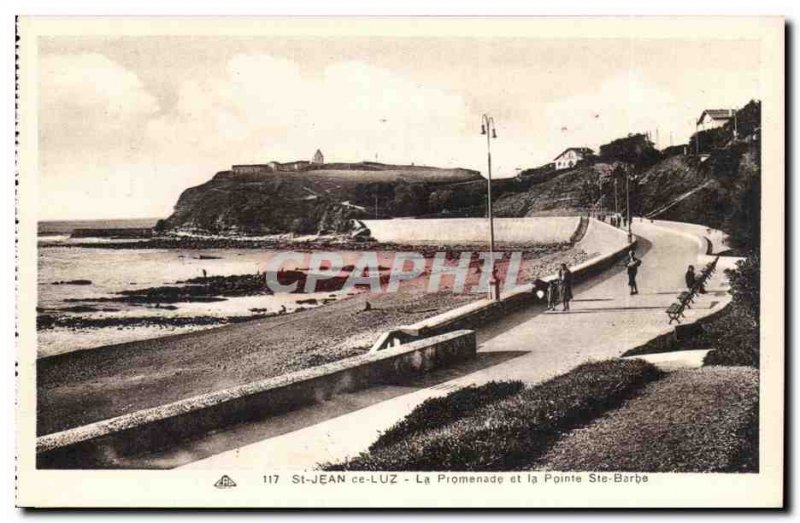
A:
[689, 126, 732, 154]
[323, 359, 663, 471]
[727, 254, 760, 317]
[704, 255, 760, 368]
[369, 381, 525, 452]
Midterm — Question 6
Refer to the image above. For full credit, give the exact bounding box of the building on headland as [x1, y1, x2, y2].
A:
[232, 161, 310, 175]
[553, 147, 593, 170]
[696, 109, 735, 131]
[231, 164, 269, 175]
[312, 149, 324, 164]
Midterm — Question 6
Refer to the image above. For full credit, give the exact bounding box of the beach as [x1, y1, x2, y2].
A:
[37, 238, 589, 435]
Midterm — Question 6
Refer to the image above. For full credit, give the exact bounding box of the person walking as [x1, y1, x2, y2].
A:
[626, 250, 641, 295]
[558, 263, 573, 311]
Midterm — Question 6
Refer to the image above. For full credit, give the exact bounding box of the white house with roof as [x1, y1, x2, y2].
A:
[696, 109, 735, 131]
[553, 147, 593, 170]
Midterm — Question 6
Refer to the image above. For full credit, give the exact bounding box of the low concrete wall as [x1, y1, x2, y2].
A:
[362, 217, 580, 245]
[647, 219, 730, 255]
[572, 219, 636, 279]
[37, 330, 476, 469]
[576, 217, 630, 257]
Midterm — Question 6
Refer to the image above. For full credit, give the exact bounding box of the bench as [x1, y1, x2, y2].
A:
[666, 256, 720, 324]
[666, 302, 686, 324]
[677, 291, 694, 308]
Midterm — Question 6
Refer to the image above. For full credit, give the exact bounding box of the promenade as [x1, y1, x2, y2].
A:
[171, 219, 736, 470]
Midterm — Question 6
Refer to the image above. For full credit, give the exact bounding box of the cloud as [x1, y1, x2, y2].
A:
[144, 54, 473, 168]
[39, 51, 481, 218]
[543, 72, 683, 154]
[38, 53, 170, 219]
[39, 53, 159, 154]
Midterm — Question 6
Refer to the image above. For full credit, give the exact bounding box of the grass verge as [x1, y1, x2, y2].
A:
[321, 359, 663, 471]
[369, 381, 524, 452]
[537, 367, 759, 472]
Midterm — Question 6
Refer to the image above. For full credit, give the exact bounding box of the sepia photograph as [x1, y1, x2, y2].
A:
[14, 15, 784, 508]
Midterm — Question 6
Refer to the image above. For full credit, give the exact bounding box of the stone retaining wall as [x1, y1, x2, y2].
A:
[37, 330, 476, 469]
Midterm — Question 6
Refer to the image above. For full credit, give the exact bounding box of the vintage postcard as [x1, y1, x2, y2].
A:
[15, 16, 784, 508]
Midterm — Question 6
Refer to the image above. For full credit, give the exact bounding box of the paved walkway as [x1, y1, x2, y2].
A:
[176, 219, 737, 470]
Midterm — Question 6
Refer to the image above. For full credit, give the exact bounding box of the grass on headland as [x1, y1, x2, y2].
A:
[537, 366, 759, 472]
[321, 359, 663, 471]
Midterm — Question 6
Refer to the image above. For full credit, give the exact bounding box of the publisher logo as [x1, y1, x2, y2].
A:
[214, 475, 237, 489]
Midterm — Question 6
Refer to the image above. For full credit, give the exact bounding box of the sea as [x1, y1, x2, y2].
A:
[37, 218, 352, 359]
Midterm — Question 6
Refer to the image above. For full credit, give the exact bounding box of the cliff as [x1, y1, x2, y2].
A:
[157, 162, 483, 236]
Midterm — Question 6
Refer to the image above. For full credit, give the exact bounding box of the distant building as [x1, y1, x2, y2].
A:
[284, 161, 310, 171]
[553, 147, 593, 170]
[232, 164, 270, 175]
[696, 109, 735, 131]
[232, 161, 309, 175]
[312, 149, 324, 164]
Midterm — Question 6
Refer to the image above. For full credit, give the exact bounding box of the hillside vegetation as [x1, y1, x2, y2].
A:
[494, 100, 761, 252]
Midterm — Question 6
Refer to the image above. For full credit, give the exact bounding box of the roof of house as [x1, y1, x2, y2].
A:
[553, 147, 593, 161]
[697, 109, 735, 125]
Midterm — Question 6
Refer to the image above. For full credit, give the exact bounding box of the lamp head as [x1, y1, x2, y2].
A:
[492, 128, 498, 139]
[481, 124, 487, 135]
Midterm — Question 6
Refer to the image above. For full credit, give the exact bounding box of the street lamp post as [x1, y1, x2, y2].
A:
[481, 114, 499, 300]
[625, 167, 634, 244]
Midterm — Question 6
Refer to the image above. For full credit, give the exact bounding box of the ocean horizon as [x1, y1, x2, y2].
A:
[38, 217, 162, 236]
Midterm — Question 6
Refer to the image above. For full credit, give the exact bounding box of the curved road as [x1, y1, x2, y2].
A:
[164, 219, 736, 470]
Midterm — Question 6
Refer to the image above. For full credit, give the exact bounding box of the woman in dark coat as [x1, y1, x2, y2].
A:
[558, 263, 573, 311]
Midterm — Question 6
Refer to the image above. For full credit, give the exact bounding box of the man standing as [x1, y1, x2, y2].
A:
[559, 263, 573, 311]
[626, 250, 641, 295]
[685, 265, 696, 291]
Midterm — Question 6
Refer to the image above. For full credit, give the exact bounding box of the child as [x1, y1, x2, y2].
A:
[547, 279, 559, 311]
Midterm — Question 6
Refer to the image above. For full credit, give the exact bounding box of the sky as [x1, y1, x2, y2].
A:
[37, 35, 761, 220]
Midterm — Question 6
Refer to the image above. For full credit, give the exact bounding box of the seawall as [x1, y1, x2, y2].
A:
[362, 217, 580, 245]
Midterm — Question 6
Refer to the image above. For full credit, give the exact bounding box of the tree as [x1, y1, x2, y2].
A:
[599, 133, 661, 168]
